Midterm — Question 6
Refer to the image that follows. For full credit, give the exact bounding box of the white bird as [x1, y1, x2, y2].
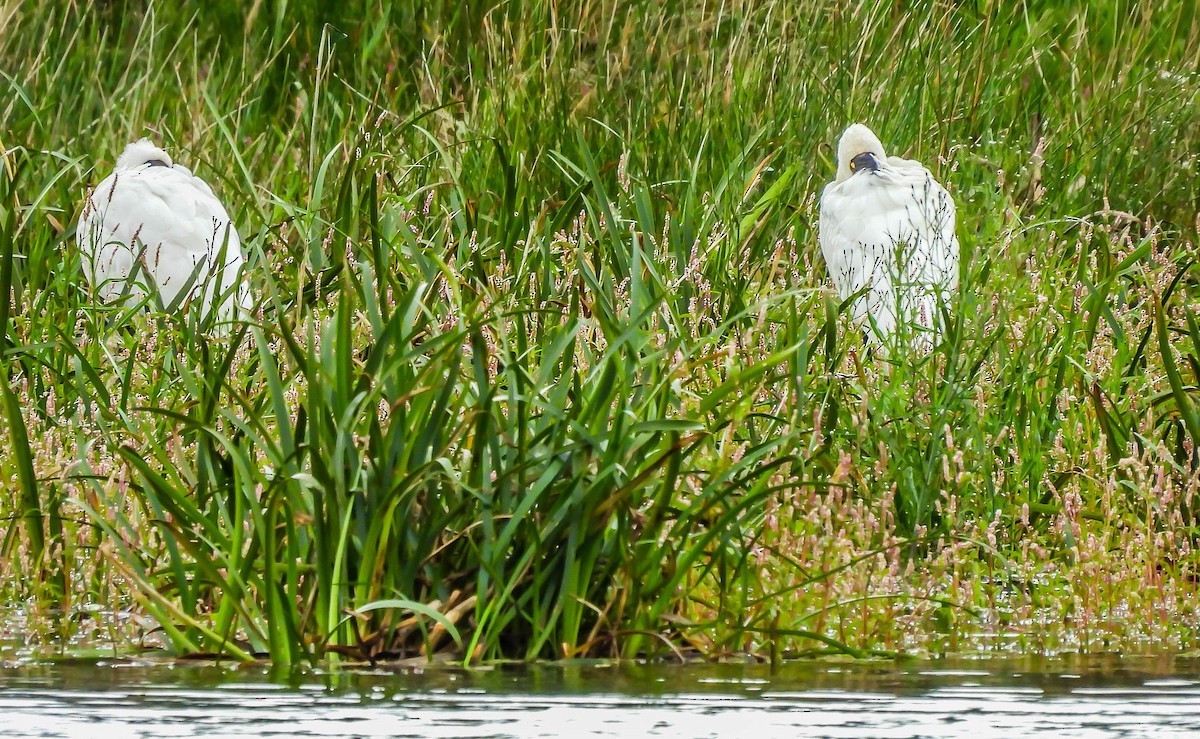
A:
[818, 123, 959, 348]
[77, 138, 249, 324]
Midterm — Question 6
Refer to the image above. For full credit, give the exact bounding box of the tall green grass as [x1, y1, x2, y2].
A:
[1, 0, 1198, 662]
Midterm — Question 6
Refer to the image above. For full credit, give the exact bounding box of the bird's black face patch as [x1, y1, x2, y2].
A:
[146, 159, 170, 168]
[849, 152, 880, 173]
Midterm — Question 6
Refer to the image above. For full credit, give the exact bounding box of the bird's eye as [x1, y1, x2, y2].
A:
[849, 160, 857, 171]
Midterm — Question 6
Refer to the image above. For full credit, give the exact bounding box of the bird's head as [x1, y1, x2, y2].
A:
[835, 123, 887, 184]
[115, 138, 174, 171]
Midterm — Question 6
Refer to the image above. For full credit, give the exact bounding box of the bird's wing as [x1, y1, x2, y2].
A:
[877, 161, 959, 329]
[78, 174, 144, 302]
[881, 159, 958, 288]
[819, 179, 901, 335]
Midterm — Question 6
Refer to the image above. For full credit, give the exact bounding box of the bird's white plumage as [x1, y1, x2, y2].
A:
[77, 138, 249, 323]
[818, 123, 959, 347]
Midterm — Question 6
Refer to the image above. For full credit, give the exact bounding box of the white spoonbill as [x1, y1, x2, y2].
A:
[818, 123, 959, 348]
[77, 138, 249, 323]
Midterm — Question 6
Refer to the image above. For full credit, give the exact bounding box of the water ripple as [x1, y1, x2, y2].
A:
[1, 657, 1198, 738]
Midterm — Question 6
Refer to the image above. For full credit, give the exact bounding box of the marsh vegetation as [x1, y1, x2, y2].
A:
[1, 0, 1198, 664]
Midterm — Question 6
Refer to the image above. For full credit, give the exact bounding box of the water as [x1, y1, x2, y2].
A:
[1, 655, 1198, 738]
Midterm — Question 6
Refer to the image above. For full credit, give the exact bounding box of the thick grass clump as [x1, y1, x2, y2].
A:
[1, 0, 1199, 663]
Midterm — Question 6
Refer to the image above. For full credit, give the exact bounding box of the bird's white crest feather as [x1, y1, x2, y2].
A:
[77, 139, 249, 324]
[114, 138, 174, 170]
[819, 123, 959, 350]
[835, 123, 887, 184]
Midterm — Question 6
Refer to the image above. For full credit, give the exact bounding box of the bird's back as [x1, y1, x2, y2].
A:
[78, 144, 247, 320]
[818, 153, 958, 344]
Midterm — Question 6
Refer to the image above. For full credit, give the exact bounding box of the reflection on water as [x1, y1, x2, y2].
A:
[0, 656, 1198, 738]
